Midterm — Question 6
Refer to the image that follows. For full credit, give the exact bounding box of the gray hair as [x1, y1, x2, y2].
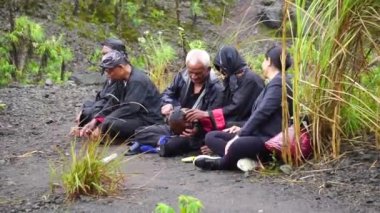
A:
[185, 49, 210, 68]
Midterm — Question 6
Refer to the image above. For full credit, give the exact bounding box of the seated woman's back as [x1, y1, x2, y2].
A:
[239, 73, 292, 139]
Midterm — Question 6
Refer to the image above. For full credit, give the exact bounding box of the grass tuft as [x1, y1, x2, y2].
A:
[58, 137, 125, 201]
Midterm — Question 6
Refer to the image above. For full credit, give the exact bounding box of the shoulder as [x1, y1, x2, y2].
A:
[267, 74, 293, 89]
[130, 68, 152, 85]
[178, 68, 188, 81]
[244, 69, 264, 84]
[208, 70, 224, 91]
[247, 70, 262, 80]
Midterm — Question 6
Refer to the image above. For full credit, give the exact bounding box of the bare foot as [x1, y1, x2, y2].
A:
[200, 145, 213, 155]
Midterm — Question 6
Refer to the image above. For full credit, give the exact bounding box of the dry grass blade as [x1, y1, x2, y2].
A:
[16, 150, 44, 158]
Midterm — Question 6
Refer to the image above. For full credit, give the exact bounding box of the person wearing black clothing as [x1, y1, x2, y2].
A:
[186, 46, 264, 132]
[132, 49, 224, 156]
[74, 38, 127, 129]
[79, 51, 163, 140]
[194, 45, 293, 170]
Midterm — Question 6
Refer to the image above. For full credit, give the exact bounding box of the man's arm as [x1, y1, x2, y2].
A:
[161, 72, 183, 107]
[222, 77, 263, 117]
[95, 81, 124, 118]
[187, 82, 225, 131]
[110, 80, 151, 117]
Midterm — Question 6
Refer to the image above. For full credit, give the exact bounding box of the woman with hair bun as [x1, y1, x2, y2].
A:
[194, 45, 293, 170]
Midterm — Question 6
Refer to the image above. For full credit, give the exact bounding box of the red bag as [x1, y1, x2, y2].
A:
[264, 125, 312, 160]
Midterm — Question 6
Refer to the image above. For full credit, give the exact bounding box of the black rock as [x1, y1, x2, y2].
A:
[46, 119, 55, 124]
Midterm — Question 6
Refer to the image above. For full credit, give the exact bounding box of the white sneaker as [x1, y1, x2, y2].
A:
[237, 158, 258, 172]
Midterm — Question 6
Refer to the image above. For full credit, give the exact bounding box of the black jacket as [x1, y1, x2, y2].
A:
[214, 46, 264, 122]
[239, 73, 293, 138]
[94, 79, 122, 109]
[98, 67, 163, 125]
[161, 69, 224, 111]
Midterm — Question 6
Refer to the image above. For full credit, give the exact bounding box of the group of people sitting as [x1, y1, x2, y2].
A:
[71, 38, 293, 171]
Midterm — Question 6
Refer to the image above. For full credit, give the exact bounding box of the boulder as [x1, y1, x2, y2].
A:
[69, 71, 106, 85]
[257, 0, 284, 29]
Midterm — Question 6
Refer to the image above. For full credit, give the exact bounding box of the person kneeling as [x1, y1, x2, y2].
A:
[79, 51, 163, 141]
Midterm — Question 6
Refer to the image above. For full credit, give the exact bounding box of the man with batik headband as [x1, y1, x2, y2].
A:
[79, 50, 163, 140]
[72, 38, 128, 133]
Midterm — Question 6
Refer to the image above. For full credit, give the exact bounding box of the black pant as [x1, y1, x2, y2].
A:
[134, 124, 171, 147]
[101, 115, 149, 140]
[134, 124, 203, 156]
[205, 131, 270, 169]
[162, 136, 203, 157]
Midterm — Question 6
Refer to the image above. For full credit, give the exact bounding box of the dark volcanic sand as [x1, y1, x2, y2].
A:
[0, 85, 379, 213]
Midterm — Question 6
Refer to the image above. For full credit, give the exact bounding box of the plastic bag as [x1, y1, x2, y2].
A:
[264, 125, 312, 160]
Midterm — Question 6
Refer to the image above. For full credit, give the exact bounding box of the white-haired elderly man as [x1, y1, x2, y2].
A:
[130, 49, 224, 157]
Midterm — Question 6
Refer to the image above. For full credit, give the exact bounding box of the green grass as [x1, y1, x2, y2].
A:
[155, 195, 203, 213]
[138, 31, 176, 92]
[288, 0, 380, 160]
[55, 138, 125, 200]
[0, 16, 73, 86]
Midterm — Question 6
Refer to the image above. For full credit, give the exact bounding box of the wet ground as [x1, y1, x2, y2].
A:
[0, 85, 379, 213]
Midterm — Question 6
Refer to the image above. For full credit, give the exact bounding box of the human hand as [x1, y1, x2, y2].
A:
[75, 111, 82, 124]
[222, 125, 241, 134]
[225, 135, 239, 155]
[89, 127, 101, 140]
[79, 119, 98, 137]
[70, 126, 82, 137]
[161, 104, 174, 116]
[185, 109, 208, 122]
[180, 127, 197, 137]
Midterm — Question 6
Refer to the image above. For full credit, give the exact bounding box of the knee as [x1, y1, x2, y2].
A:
[228, 142, 240, 155]
[205, 131, 219, 146]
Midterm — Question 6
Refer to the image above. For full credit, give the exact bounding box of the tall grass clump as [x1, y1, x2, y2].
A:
[286, 0, 380, 161]
[137, 31, 176, 91]
[58, 138, 125, 200]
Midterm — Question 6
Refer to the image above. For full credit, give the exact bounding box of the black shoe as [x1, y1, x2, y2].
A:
[193, 155, 222, 170]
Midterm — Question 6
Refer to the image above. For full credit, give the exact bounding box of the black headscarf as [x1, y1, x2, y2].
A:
[213, 46, 247, 76]
[214, 46, 247, 92]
